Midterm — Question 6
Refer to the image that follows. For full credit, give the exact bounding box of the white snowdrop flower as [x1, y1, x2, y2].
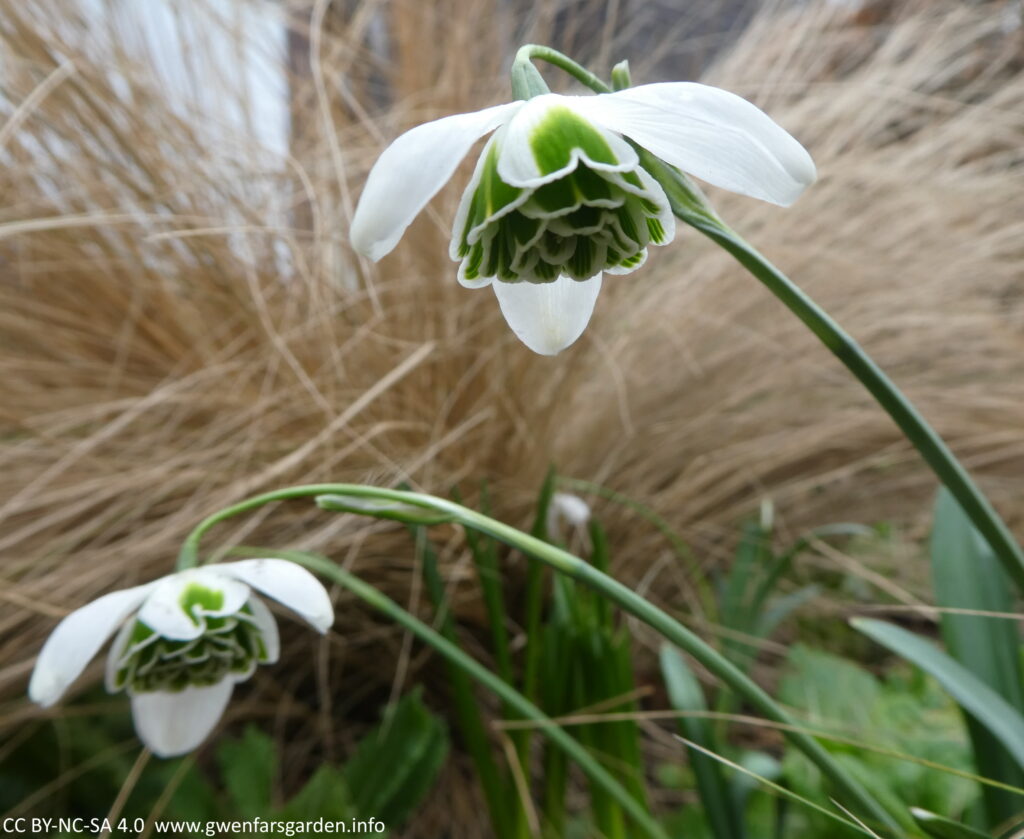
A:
[351, 84, 815, 355]
[547, 492, 592, 544]
[28, 560, 333, 757]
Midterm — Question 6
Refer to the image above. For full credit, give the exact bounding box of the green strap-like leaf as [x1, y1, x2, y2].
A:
[660, 645, 746, 839]
[931, 488, 1024, 822]
[910, 807, 993, 839]
[851, 618, 1024, 772]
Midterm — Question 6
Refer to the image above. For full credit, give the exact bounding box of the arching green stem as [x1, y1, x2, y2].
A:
[641, 151, 1024, 593]
[504, 45, 1024, 591]
[512, 44, 611, 97]
[180, 484, 899, 833]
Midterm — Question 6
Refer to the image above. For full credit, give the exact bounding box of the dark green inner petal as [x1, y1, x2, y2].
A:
[456, 157, 668, 285]
[456, 140, 525, 258]
[113, 604, 270, 694]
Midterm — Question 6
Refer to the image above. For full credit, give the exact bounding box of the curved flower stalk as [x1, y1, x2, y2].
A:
[351, 84, 815, 355]
[29, 560, 333, 757]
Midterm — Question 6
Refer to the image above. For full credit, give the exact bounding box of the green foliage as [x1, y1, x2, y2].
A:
[162, 689, 447, 834]
[911, 807, 994, 839]
[216, 726, 277, 818]
[930, 488, 1024, 826]
[4, 691, 446, 838]
[419, 472, 656, 839]
[660, 645, 746, 839]
[343, 687, 449, 826]
[779, 645, 977, 836]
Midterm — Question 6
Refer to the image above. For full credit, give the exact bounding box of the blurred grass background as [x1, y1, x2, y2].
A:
[1, 0, 1022, 834]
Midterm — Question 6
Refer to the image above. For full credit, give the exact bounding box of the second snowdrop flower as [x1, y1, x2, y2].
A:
[28, 560, 333, 757]
[351, 81, 815, 355]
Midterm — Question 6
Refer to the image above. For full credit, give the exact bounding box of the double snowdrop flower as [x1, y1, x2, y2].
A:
[351, 82, 815, 355]
[29, 559, 333, 757]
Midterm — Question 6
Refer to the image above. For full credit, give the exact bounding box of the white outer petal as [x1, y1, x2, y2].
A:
[246, 595, 280, 664]
[137, 568, 250, 642]
[130, 680, 233, 757]
[571, 83, 816, 206]
[213, 559, 334, 634]
[492, 274, 603, 356]
[497, 94, 639, 187]
[29, 583, 156, 707]
[351, 101, 523, 261]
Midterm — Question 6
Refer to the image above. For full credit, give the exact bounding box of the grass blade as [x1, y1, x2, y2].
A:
[931, 488, 1024, 822]
[660, 645, 746, 839]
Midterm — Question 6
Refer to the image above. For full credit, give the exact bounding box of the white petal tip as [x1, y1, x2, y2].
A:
[492, 274, 603, 355]
[350, 230, 393, 263]
[131, 682, 233, 757]
[215, 559, 335, 634]
[28, 673, 61, 708]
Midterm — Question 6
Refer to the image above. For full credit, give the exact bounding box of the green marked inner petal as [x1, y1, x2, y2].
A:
[528, 105, 619, 176]
[539, 232, 576, 264]
[533, 258, 561, 282]
[647, 218, 666, 244]
[464, 240, 485, 280]
[567, 236, 598, 280]
[179, 583, 225, 625]
[455, 157, 669, 287]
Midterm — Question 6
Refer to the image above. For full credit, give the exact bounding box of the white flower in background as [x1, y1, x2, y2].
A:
[547, 492, 592, 544]
[351, 84, 815, 355]
[29, 560, 333, 757]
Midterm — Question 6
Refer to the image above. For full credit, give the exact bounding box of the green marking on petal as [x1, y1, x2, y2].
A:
[528, 106, 618, 176]
[114, 604, 273, 694]
[179, 583, 225, 625]
[455, 148, 669, 286]
[647, 218, 666, 244]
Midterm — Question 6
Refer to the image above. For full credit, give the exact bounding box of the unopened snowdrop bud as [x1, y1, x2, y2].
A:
[351, 72, 815, 355]
[547, 492, 592, 544]
[28, 560, 333, 757]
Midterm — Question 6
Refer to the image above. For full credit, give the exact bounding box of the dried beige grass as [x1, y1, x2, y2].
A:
[0, 0, 1022, 833]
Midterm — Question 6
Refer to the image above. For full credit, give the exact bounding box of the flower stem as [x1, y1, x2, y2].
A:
[180, 484, 899, 832]
[643, 152, 1024, 592]
[513, 45, 612, 95]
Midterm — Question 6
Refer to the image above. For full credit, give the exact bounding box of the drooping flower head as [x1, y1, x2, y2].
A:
[351, 83, 815, 355]
[29, 560, 333, 757]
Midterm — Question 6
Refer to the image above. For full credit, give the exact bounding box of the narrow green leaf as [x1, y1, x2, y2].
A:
[518, 466, 557, 779]
[756, 585, 821, 640]
[931, 488, 1024, 822]
[910, 807, 993, 839]
[417, 529, 513, 838]
[463, 495, 514, 687]
[851, 618, 1024, 772]
[660, 645, 746, 839]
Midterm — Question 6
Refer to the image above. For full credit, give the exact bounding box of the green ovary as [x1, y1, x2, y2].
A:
[113, 608, 269, 694]
[457, 158, 668, 285]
